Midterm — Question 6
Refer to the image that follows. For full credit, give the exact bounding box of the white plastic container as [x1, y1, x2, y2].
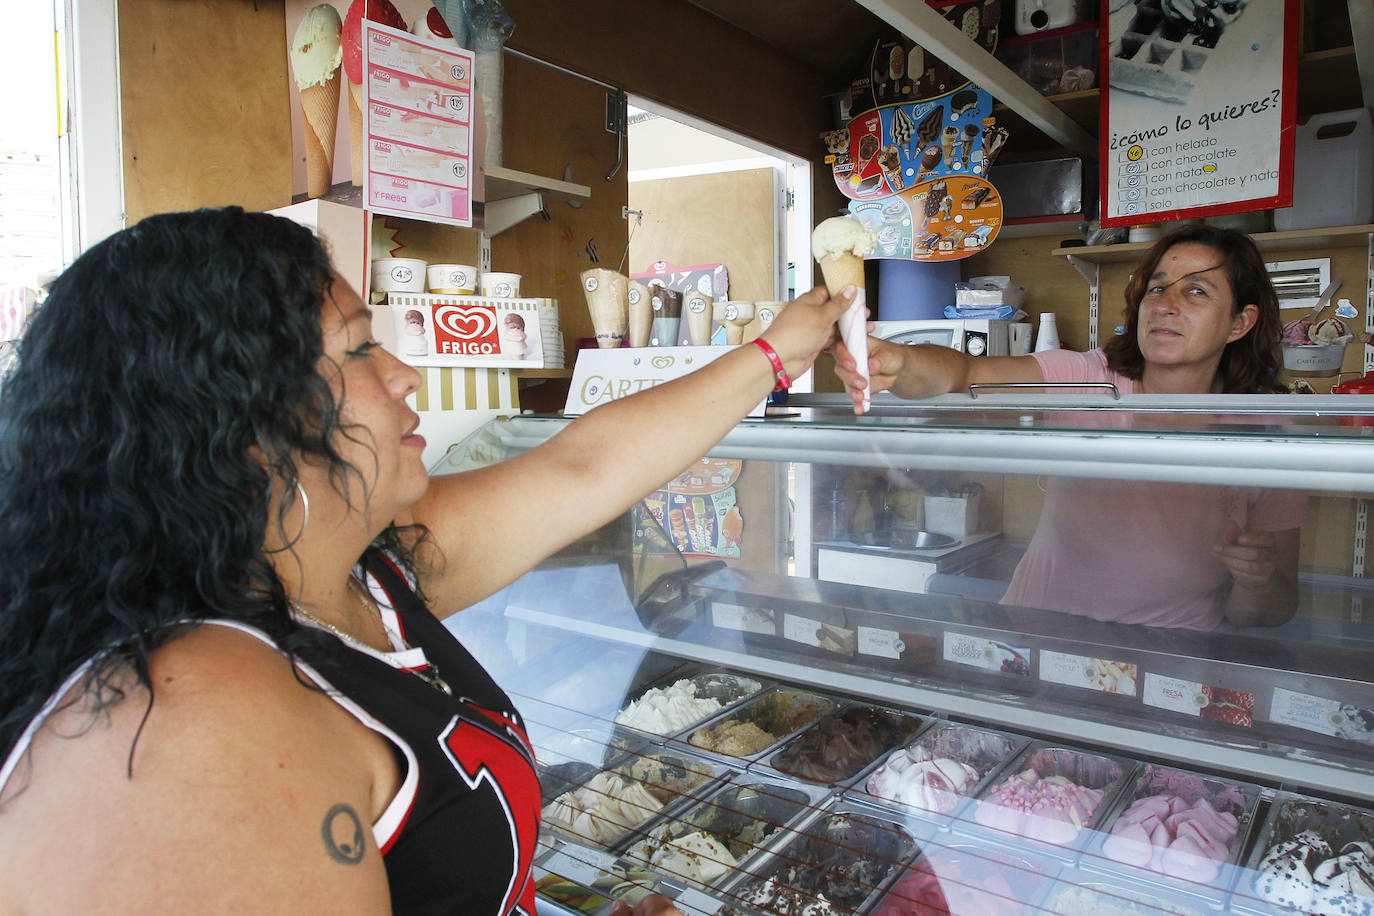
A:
[371, 258, 427, 293]
[1274, 108, 1373, 231]
[426, 263, 477, 294]
[479, 272, 522, 298]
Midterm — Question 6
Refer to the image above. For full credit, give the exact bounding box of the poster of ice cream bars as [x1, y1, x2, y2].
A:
[387, 294, 543, 368]
[285, 0, 474, 226]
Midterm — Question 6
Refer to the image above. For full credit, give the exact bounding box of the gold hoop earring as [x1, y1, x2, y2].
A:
[266, 476, 310, 553]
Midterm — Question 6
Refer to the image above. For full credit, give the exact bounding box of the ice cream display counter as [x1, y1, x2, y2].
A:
[436, 394, 1374, 916]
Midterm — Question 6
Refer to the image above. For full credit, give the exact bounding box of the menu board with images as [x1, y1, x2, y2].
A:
[1100, 0, 1298, 226]
[363, 21, 474, 226]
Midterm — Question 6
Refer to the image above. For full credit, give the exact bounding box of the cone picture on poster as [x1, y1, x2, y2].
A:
[290, 4, 344, 199]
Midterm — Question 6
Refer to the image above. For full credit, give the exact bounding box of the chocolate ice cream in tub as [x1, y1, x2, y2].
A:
[850, 721, 1030, 820]
[1232, 791, 1374, 916]
[685, 687, 835, 766]
[541, 748, 731, 851]
[613, 669, 766, 739]
[761, 702, 929, 789]
[959, 743, 1132, 861]
[713, 798, 920, 916]
[1079, 762, 1261, 907]
[616, 775, 829, 892]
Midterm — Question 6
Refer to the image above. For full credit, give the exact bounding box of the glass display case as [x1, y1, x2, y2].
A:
[435, 392, 1374, 916]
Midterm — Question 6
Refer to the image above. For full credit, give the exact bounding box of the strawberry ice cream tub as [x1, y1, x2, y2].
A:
[869, 838, 1060, 916]
[850, 722, 1030, 821]
[1078, 763, 1261, 907]
[959, 743, 1132, 861]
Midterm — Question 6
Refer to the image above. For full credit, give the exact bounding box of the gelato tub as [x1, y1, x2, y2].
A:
[615, 670, 764, 737]
[870, 841, 1058, 916]
[1039, 868, 1214, 916]
[688, 688, 834, 761]
[766, 704, 928, 786]
[542, 749, 727, 849]
[1233, 792, 1374, 916]
[857, 723, 1029, 816]
[620, 778, 824, 890]
[717, 803, 919, 915]
[1083, 763, 1260, 899]
[967, 744, 1129, 853]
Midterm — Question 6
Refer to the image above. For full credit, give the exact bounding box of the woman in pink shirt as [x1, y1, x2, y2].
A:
[834, 224, 1305, 629]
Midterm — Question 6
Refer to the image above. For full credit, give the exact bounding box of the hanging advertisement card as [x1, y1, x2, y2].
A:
[1099, 0, 1298, 227]
[362, 21, 474, 226]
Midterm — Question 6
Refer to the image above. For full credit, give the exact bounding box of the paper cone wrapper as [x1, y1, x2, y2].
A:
[300, 75, 341, 200]
[582, 268, 629, 348]
[348, 80, 364, 187]
[819, 252, 871, 413]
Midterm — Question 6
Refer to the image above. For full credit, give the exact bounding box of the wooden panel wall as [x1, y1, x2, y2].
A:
[628, 168, 777, 302]
[492, 53, 630, 347]
[118, 0, 293, 223]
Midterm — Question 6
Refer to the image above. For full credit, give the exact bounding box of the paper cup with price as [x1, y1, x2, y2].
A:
[812, 216, 877, 412]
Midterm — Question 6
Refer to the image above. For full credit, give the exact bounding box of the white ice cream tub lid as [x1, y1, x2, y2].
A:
[371, 258, 428, 293]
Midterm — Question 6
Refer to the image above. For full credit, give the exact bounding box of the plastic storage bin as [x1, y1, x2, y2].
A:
[1274, 108, 1374, 231]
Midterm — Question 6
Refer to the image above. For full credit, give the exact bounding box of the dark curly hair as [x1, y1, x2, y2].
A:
[1103, 223, 1284, 393]
[0, 207, 418, 767]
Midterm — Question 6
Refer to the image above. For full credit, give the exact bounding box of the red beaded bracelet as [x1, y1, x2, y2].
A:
[750, 338, 791, 391]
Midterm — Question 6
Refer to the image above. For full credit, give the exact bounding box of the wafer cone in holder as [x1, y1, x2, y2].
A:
[348, 80, 364, 186]
[582, 268, 629, 348]
[301, 75, 341, 199]
[818, 252, 866, 298]
[818, 252, 871, 412]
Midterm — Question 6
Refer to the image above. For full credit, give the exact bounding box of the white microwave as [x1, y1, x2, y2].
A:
[872, 319, 1012, 357]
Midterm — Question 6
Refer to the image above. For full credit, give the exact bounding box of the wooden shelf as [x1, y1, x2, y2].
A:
[484, 166, 590, 205]
[1050, 224, 1374, 264]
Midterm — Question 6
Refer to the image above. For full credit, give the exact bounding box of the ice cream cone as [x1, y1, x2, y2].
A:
[811, 215, 876, 413]
[581, 268, 629, 348]
[817, 252, 866, 299]
[348, 79, 364, 186]
[300, 75, 341, 199]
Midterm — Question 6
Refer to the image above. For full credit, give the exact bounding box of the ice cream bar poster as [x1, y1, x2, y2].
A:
[1099, 0, 1298, 227]
[285, 0, 473, 226]
[635, 459, 745, 559]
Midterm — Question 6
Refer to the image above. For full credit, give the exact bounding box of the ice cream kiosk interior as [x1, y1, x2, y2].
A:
[89, 0, 1374, 913]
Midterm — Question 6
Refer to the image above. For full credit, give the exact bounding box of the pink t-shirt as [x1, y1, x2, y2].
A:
[1001, 349, 1309, 630]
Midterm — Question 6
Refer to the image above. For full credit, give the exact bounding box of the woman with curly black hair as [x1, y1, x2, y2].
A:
[833, 224, 1306, 630]
[0, 207, 852, 913]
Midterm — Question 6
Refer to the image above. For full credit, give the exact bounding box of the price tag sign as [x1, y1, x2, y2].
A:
[857, 626, 903, 659]
[673, 888, 722, 916]
[541, 848, 613, 887]
[942, 632, 1030, 676]
[711, 602, 774, 635]
[1143, 673, 1208, 716]
[782, 613, 822, 647]
[1039, 650, 1138, 697]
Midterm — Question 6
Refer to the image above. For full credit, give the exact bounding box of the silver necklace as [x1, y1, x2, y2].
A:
[291, 578, 452, 695]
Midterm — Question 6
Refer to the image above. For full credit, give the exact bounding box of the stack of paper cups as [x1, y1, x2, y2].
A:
[538, 300, 563, 368]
